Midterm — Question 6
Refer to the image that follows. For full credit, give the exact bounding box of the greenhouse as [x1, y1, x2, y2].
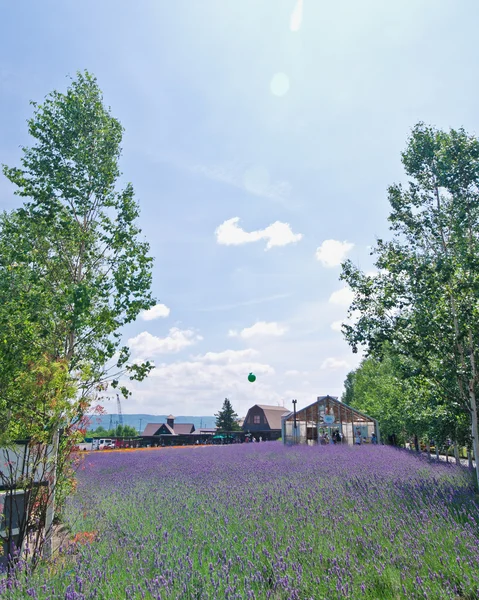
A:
[281, 395, 379, 445]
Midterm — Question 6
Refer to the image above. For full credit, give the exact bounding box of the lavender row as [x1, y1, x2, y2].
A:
[2, 444, 478, 599]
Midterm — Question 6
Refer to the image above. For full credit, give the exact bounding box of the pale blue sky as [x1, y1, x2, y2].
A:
[1, 0, 478, 416]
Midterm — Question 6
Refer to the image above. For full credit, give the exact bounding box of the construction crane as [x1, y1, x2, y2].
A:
[116, 394, 124, 426]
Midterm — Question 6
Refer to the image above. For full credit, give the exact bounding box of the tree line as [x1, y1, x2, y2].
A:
[340, 123, 479, 488]
[86, 424, 139, 438]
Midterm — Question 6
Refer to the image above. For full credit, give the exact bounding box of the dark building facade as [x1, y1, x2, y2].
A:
[241, 404, 289, 439]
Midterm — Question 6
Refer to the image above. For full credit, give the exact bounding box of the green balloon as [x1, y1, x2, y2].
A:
[248, 373, 256, 383]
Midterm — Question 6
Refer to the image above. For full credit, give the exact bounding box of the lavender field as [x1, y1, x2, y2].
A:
[2, 444, 479, 599]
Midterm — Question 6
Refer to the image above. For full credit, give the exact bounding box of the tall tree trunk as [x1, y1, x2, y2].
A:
[467, 333, 479, 489]
[435, 443, 439, 461]
[467, 449, 473, 470]
[453, 440, 460, 465]
[470, 388, 479, 489]
[43, 428, 59, 560]
[414, 434, 420, 453]
[426, 440, 431, 459]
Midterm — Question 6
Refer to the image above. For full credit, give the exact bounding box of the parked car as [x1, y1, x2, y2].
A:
[92, 438, 114, 450]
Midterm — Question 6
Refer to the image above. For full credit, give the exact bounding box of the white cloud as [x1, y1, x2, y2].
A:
[215, 217, 302, 250]
[320, 357, 351, 370]
[152, 348, 272, 381]
[331, 309, 362, 335]
[128, 348, 278, 414]
[229, 321, 288, 339]
[117, 335, 361, 415]
[128, 328, 203, 357]
[140, 303, 170, 321]
[285, 369, 308, 377]
[329, 286, 355, 307]
[315, 239, 354, 268]
[192, 348, 259, 364]
[330, 320, 344, 332]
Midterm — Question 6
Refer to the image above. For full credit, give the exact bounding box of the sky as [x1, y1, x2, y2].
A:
[1, 0, 479, 418]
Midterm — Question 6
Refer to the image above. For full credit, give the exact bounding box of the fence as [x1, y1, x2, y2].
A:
[0, 442, 52, 566]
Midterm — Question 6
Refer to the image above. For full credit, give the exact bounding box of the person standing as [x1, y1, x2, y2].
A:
[355, 429, 362, 445]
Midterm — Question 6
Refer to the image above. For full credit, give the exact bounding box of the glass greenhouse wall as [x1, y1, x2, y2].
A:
[281, 395, 379, 446]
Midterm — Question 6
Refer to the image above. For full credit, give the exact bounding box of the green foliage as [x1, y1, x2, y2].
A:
[0, 71, 156, 560]
[342, 354, 407, 443]
[1, 70, 155, 406]
[87, 424, 138, 438]
[215, 398, 241, 431]
[0, 356, 76, 444]
[340, 122, 479, 483]
[342, 351, 464, 447]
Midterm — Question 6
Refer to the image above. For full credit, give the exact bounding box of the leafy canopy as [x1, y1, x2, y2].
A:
[340, 123, 479, 485]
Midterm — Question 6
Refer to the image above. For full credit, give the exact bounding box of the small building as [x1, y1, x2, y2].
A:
[242, 404, 289, 440]
[142, 415, 195, 439]
[140, 415, 217, 446]
[281, 395, 379, 445]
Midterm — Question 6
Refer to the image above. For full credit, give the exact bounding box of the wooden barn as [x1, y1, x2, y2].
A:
[241, 404, 289, 440]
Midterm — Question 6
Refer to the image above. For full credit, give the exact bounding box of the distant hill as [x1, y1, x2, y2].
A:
[87, 413, 216, 433]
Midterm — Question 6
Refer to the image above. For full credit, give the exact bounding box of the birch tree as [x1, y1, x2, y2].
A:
[341, 123, 479, 486]
[0, 71, 155, 562]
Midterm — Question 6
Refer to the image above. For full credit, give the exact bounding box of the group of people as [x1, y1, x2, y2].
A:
[319, 429, 343, 445]
[354, 429, 378, 445]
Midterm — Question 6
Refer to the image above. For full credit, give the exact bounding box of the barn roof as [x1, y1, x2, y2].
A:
[141, 422, 195, 436]
[142, 423, 163, 436]
[173, 423, 195, 435]
[160, 424, 175, 434]
[255, 405, 288, 411]
[248, 404, 290, 430]
[263, 409, 290, 429]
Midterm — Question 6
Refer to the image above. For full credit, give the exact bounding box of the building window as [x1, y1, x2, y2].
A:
[253, 415, 261, 424]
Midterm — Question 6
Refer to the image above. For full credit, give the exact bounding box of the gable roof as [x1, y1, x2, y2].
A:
[142, 423, 163, 436]
[173, 423, 195, 435]
[157, 423, 175, 434]
[260, 406, 290, 429]
[141, 422, 195, 436]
